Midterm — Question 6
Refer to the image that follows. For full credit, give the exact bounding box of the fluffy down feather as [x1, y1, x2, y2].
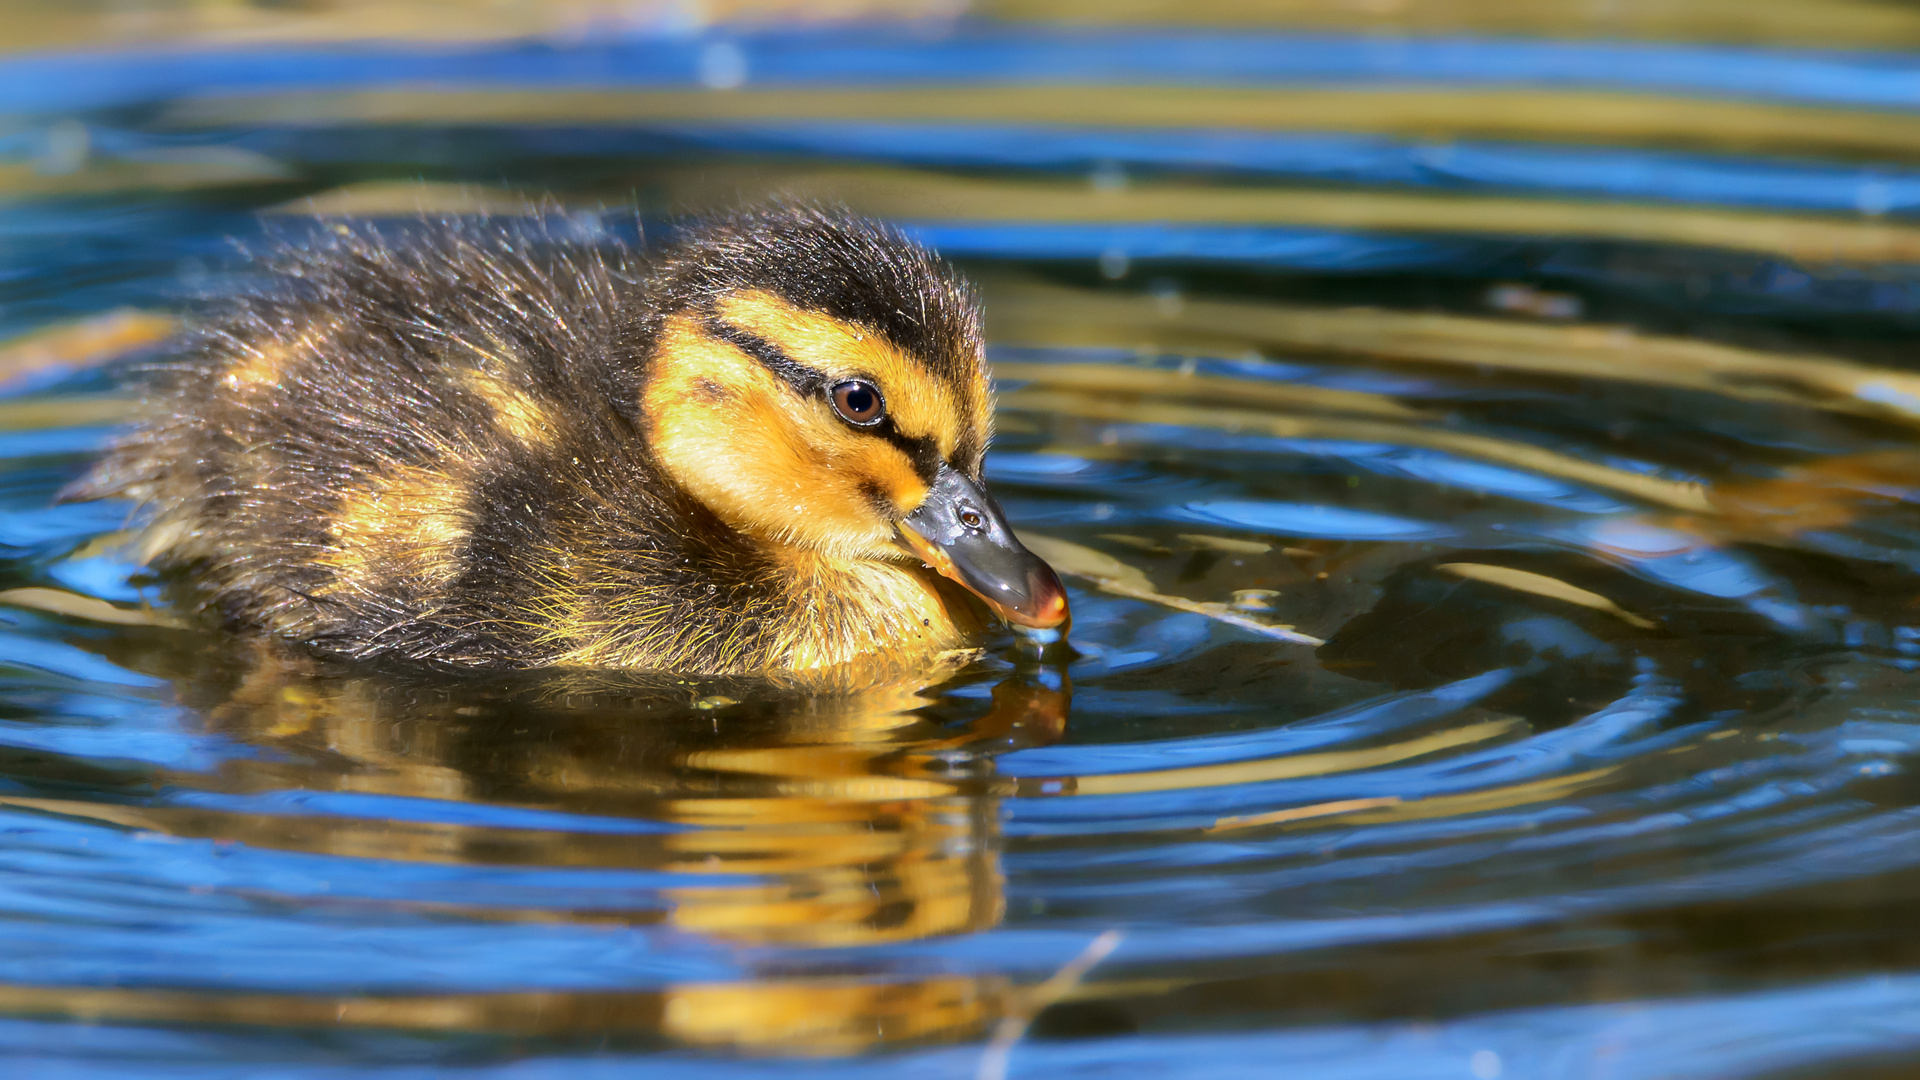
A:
[68, 207, 992, 678]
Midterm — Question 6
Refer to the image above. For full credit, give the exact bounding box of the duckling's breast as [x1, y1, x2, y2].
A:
[765, 547, 986, 673]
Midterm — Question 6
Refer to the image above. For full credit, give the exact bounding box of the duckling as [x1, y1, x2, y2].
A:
[67, 205, 1069, 678]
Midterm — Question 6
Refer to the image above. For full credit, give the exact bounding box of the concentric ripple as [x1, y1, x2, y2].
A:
[0, 273, 1916, 1075]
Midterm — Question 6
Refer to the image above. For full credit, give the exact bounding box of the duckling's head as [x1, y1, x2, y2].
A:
[628, 206, 1068, 630]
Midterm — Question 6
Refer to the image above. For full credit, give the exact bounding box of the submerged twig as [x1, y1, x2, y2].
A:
[1209, 795, 1403, 833]
[1018, 533, 1324, 646]
[978, 930, 1124, 1080]
[1095, 580, 1325, 646]
[0, 587, 177, 629]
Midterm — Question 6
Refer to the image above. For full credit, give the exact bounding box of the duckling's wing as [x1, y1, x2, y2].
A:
[76, 215, 725, 667]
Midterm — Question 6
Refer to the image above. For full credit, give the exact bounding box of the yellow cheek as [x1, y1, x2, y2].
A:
[644, 318, 911, 557]
[867, 454, 930, 517]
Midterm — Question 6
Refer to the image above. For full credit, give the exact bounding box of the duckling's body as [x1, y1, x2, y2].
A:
[72, 208, 1066, 677]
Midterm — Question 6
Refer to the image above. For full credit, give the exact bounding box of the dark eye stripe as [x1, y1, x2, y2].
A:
[703, 312, 943, 483]
[705, 316, 827, 394]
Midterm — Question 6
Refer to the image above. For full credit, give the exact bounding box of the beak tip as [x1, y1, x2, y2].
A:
[1013, 566, 1071, 630]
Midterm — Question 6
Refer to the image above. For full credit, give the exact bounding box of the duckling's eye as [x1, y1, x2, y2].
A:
[830, 380, 886, 426]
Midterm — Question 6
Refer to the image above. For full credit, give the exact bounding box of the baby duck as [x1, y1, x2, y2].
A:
[70, 205, 1069, 678]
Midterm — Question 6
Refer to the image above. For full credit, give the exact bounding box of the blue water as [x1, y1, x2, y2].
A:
[13, 29, 1920, 111]
[7, 13, 1920, 1080]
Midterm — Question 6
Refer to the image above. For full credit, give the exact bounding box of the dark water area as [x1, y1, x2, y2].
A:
[9, 9, 1920, 1078]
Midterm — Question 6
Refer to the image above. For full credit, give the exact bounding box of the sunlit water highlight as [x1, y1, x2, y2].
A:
[7, 14, 1920, 1079]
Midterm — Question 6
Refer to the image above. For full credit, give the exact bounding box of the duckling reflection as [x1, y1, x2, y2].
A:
[1, 631, 1065, 1053]
[174, 642, 1064, 943]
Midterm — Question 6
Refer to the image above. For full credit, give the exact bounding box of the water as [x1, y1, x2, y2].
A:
[8, 11, 1920, 1078]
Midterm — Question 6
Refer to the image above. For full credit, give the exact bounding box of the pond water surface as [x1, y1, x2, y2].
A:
[7, 14, 1920, 1079]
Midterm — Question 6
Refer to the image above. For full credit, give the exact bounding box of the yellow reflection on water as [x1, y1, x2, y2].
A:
[0, 977, 1013, 1055]
[13, 0, 1920, 53]
[0, 637, 1068, 1052]
[981, 277, 1920, 429]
